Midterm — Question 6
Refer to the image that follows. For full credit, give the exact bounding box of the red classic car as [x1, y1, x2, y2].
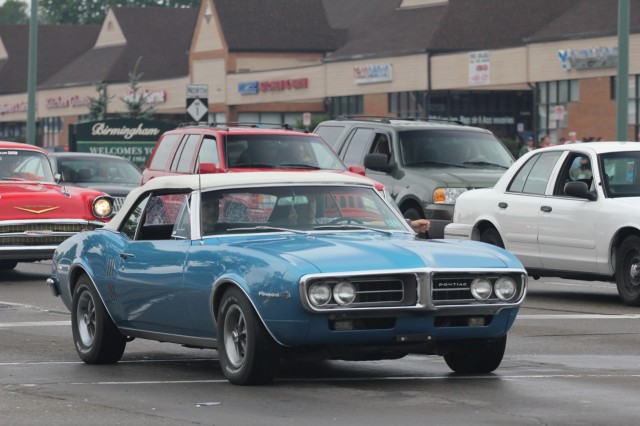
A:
[0, 141, 113, 270]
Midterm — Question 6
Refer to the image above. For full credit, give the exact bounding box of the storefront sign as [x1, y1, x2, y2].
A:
[469, 51, 490, 86]
[557, 46, 618, 71]
[238, 78, 309, 94]
[46, 95, 90, 109]
[0, 101, 28, 115]
[428, 114, 515, 125]
[123, 89, 167, 104]
[238, 81, 259, 95]
[353, 63, 393, 85]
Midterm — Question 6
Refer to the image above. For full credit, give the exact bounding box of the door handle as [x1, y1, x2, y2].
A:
[540, 206, 552, 213]
[498, 202, 508, 209]
[119, 253, 135, 260]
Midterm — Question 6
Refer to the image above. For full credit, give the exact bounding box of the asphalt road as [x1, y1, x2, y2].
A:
[1, 261, 640, 426]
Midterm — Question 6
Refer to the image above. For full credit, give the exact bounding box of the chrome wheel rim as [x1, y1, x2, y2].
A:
[223, 305, 247, 368]
[76, 291, 96, 347]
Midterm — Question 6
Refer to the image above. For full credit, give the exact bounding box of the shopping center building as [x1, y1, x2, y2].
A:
[0, 0, 639, 148]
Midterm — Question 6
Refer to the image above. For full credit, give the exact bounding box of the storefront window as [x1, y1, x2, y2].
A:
[328, 95, 363, 117]
[389, 91, 427, 117]
[536, 79, 578, 144]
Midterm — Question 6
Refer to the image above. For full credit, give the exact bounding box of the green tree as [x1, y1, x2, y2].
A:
[38, 0, 200, 25]
[120, 57, 156, 119]
[0, 0, 29, 24]
[87, 82, 114, 121]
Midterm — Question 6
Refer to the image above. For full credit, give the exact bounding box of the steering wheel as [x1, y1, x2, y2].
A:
[327, 217, 365, 225]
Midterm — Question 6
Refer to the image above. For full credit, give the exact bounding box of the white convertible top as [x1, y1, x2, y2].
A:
[105, 171, 376, 230]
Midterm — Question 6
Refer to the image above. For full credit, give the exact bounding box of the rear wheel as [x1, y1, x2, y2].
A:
[444, 336, 506, 374]
[71, 274, 126, 364]
[615, 235, 640, 306]
[480, 227, 504, 248]
[217, 287, 280, 385]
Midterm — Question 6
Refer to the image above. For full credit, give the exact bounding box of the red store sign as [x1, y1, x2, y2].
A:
[259, 78, 308, 92]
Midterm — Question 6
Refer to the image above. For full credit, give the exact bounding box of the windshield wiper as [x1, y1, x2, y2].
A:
[233, 163, 277, 168]
[405, 160, 466, 168]
[462, 161, 508, 169]
[278, 163, 322, 169]
[225, 226, 308, 235]
[313, 224, 393, 236]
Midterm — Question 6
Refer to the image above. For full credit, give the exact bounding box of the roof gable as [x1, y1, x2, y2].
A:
[94, 9, 126, 48]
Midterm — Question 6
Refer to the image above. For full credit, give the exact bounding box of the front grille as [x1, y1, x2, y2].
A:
[431, 272, 524, 305]
[0, 222, 101, 246]
[303, 274, 417, 309]
[112, 197, 126, 213]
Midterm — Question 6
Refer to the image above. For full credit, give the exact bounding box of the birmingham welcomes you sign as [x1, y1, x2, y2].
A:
[69, 119, 175, 169]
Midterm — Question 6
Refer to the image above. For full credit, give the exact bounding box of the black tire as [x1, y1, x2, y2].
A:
[217, 287, 280, 385]
[444, 336, 507, 374]
[0, 260, 18, 270]
[71, 274, 126, 364]
[615, 235, 640, 306]
[480, 227, 504, 248]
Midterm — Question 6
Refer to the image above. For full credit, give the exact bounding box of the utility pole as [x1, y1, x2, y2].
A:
[616, 0, 629, 141]
[26, 0, 37, 145]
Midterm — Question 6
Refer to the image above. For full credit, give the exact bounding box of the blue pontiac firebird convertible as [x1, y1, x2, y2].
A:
[47, 171, 527, 385]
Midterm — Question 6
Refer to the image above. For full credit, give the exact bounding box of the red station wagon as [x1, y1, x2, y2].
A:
[0, 141, 113, 270]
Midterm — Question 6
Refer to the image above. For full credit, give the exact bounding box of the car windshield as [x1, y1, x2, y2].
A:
[0, 149, 55, 182]
[226, 134, 347, 170]
[197, 184, 410, 236]
[399, 129, 514, 169]
[58, 157, 142, 185]
[599, 151, 640, 198]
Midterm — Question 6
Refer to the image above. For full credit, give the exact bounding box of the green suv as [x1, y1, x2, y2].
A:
[314, 117, 515, 238]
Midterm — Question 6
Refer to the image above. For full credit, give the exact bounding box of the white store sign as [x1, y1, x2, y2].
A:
[469, 51, 490, 86]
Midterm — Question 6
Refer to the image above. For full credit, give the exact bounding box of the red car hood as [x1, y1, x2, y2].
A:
[0, 182, 105, 221]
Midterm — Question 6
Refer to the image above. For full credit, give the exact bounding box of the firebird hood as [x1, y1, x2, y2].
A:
[227, 233, 521, 273]
[0, 182, 104, 220]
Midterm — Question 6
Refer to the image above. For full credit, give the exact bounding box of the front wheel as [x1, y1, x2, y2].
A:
[615, 235, 640, 306]
[444, 336, 506, 374]
[71, 274, 126, 364]
[480, 227, 504, 248]
[217, 287, 280, 385]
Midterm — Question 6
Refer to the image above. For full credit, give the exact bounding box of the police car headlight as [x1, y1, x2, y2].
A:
[333, 280, 356, 305]
[92, 197, 113, 218]
[308, 282, 332, 306]
[470, 278, 492, 300]
[494, 276, 517, 301]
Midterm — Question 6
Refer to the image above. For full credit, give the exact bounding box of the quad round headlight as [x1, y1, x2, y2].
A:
[470, 278, 492, 300]
[308, 282, 332, 306]
[333, 280, 356, 305]
[494, 276, 517, 301]
[92, 196, 113, 219]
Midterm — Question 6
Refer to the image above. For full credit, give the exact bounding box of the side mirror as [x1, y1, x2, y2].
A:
[364, 153, 393, 173]
[198, 163, 219, 174]
[564, 181, 596, 201]
[54, 173, 62, 183]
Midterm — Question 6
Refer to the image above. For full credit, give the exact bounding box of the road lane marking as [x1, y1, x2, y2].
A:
[517, 314, 640, 319]
[0, 320, 70, 327]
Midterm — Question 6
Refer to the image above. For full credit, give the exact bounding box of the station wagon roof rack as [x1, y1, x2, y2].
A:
[333, 115, 465, 126]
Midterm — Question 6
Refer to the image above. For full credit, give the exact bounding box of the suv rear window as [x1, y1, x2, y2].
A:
[148, 134, 180, 170]
[314, 125, 345, 149]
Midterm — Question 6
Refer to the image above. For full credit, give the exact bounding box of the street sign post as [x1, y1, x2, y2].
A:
[186, 84, 209, 122]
